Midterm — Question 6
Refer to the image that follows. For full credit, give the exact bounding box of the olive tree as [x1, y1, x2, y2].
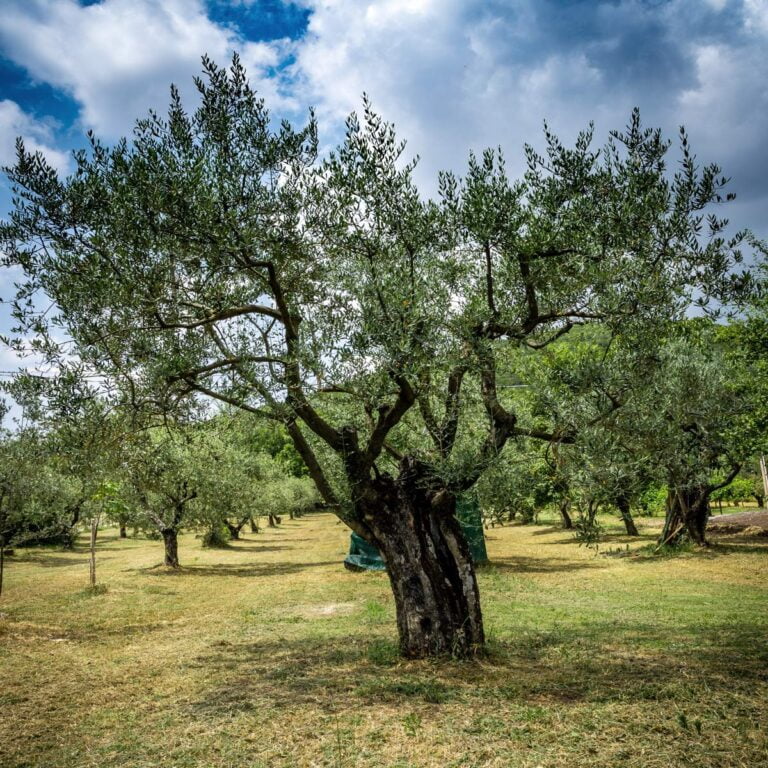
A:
[191, 424, 283, 542]
[1, 56, 752, 656]
[475, 441, 556, 526]
[527, 330, 664, 536]
[0, 427, 88, 549]
[122, 427, 202, 567]
[528, 320, 764, 546]
[591, 326, 763, 546]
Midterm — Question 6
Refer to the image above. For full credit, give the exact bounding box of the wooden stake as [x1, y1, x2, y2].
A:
[89, 517, 98, 588]
[654, 523, 686, 553]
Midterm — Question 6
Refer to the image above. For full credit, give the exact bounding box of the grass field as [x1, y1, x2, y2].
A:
[1, 512, 767, 768]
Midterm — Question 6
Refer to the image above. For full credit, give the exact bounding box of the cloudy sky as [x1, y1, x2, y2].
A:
[0, 0, 767, 393]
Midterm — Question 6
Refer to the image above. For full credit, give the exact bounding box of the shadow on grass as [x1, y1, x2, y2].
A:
[135, 560, 343, 578]
[223, 543, 292, 553]
[10, 554, 89, 568]
[486, 556, 602, 573]
[707, 541, 768, 554]
[236, 536, 323, 544]
[609, 539, 768, 566]
[185, 617, 768, 717]
[529, 526, 569, 536]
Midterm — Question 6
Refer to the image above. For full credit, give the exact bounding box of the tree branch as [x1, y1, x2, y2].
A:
[364, 375, 416, 465]
[183, 378, 281, 421]
[153, 303, 283, 330]
[167, 355, 284, 383]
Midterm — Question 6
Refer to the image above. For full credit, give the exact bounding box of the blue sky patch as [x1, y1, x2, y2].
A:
[0, 56, 79, 130]
[206, 0, 310, 42]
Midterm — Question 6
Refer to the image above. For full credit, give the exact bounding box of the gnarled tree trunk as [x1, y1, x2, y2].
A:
[360, 462, 484, 658]
[226, 516, 250, 540]
[119, 523, 127, 538]
[162, 528, 180, 568]
[616, 495, 639, 536]
[558, 499, 573, 530]
[659, 486, 710, 547]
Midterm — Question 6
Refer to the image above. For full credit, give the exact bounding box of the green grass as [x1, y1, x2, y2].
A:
[1, 513, 767, 767]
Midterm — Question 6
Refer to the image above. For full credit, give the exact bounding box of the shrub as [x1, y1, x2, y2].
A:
[202, 525, 231, 548]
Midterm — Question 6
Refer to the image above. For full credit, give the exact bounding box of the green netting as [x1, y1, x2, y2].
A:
[456, 495, 489, 564]
[343, 532, 388, 572]
[343, 495, 488, 571]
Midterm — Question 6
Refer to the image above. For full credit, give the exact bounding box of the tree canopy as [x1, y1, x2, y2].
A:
[1, 55, 758, 657]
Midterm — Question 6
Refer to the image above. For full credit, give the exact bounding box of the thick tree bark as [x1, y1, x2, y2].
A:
[162, 528, 180, 568]
[119, 523, 127, 538]
[225, 522, 242, 540]
[361, 461, 484, 658]
[249, 517, 259, 533]
[659, 486, 710, 547]
[616, 496, 639, 536]
[559, 499, 573, 530]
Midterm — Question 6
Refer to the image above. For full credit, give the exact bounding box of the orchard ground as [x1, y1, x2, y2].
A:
[1, 510, 767, 768]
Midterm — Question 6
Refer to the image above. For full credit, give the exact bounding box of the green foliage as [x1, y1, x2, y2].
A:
[572, 505, 604, 550]
[476, 442, 555, 525]
[1, 55, 754, 529]
[711, 474, 757, 504]
[0, 428, 85, 547]
[91, 479, 131, 527]
[250, 421, 308, 477]
[201, 524, 231, 549]
[638, 484, 668, 516]
[119, 424, 203, 537]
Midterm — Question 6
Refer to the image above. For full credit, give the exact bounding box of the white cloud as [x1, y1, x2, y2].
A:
[677, 39, 768, 214]
[0, 0, 292, 140]
[286, 0, 767, 246]
[744, 0, 768, 34]
[291, 0, 630, 189]
[0, 100, 70, 172]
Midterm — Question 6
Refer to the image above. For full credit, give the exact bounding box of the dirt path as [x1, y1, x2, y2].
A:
[708, 509, 768, 533]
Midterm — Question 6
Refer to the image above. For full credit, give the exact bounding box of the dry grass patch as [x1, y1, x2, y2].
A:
[1, 513, 767, 767]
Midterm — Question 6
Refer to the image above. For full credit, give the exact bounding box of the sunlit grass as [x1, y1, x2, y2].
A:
[1, 512, 766, 767]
